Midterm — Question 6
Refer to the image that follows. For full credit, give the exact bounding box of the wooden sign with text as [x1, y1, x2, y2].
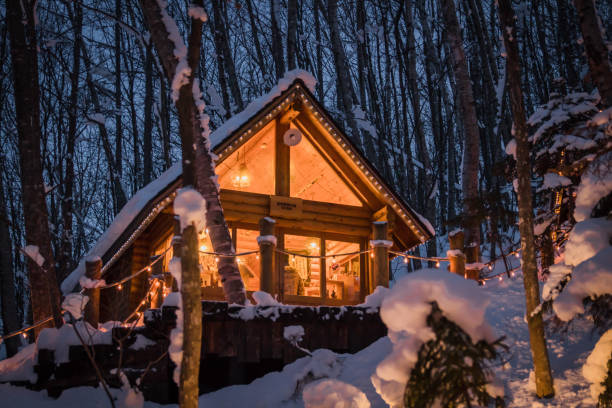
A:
[270, 196, 303, 219]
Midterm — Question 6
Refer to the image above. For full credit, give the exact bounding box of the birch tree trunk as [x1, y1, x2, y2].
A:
[573, 0, 612, 106]
[441, 0, 481, 249]
[139, 0, 247, 304]
[7, 0, 63, 332]
[497, 0, 555, 398]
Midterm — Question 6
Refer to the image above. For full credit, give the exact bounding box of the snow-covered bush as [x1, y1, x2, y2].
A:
[371, 269, 505, 407]
[583, 329, 612, 405]
[403, 301, 506, 408]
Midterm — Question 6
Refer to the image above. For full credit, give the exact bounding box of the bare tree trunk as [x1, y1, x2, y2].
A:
[114, 0, 124, 211]
[143, 43, 154, 185]
[270, 0, 285, 80]
[441, 0, 481, 249]
[0, 163, 20, 357]
[140, 0, 247, 305]
[287, 0, 298, 71]
[214, 1, 244, 111]
[327, 0, 360, 146]
[573, 0, 612, 106]
[313, 0, 324, 101]
[58, 1, 82, 281]
[245, 0, 267, 79]
[7, 0, 63, 332]
[497, 0, 555, 398]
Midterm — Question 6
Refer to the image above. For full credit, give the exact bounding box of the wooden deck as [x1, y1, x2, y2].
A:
[25, 301, 386, 403]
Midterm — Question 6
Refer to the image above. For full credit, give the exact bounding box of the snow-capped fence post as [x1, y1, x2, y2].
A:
[370, 221, 391, 290]
[84, 257, 102, 327]
[171, 216, 182, 293]
[258, 217, 276, 296]
[448, 229, 466, 277]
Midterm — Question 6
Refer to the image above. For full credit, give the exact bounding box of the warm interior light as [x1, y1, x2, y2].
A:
[232, 163, 250, 188]
[200, 244, 208, 251]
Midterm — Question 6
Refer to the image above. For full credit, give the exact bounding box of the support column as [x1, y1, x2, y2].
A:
[258, 217, 276, 295]
[84, 256, 102, 327]
[370, 221, 391, 291]
[448, 229, 466, 277]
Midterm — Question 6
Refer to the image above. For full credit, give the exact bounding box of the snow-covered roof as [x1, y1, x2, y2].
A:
[62, 69, 434, 294]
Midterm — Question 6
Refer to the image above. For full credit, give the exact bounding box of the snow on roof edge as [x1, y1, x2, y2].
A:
[61, 163, 182, 294]
[208, 69, 316, 148]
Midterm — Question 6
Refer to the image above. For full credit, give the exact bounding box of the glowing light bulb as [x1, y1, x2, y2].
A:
[215, 257, 220, 263]
[514, 252, 520, 258]
[117, 284, 123, 291]
[498, 276, 503, 282]
[403, 257, 408, 264]
[22, 332, 27, 339]
[200, 245, 208, 251]
[488, 264, 493, 271]
[147, 266, 152, 272]
[256, 254, 260, 260]
[435, 261, 440, 268]
[236, 258, 241, 264]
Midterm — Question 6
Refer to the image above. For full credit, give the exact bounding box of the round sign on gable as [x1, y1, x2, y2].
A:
[283, 128, 302, 147]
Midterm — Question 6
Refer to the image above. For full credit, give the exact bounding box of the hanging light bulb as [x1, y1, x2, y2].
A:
[498, 275, 503, 282]
[215, 257, 220, 263]
[117, 284, 123, 291]
[200, 244, 208, 251]
[403, 257, 408, 264]
[435, 261, 440, 268]
[232, 151, 250, 188]
[256, 254, 260, 260]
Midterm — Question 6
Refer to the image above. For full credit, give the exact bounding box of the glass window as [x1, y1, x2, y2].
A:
[216, 121, 275, 195]
[198, 230, 220, 288]
[325, 240, 361, 302]
[236, 229, 261, 291]
[290, 130, 362, 206]
[284, 235, 321, 297]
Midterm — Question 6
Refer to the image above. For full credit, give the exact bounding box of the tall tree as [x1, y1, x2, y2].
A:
[573, 0, 612, 106]
[440, 0, 481, 249]
[6, 0, 63, 331]
[270, 0, 285, 80]
[497, 0, 555, 398]
[0, 160, 20, 357]
[138, 2, 204, 405]
[286, 0, 298, 71]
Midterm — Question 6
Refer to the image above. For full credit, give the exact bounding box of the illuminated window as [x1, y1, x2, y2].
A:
[325, 240, 360, 302]
[283, 235, 321, 297]
[236, 229, 261, 291]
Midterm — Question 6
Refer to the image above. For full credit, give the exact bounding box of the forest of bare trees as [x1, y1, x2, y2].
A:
[1, 0, 610, 351]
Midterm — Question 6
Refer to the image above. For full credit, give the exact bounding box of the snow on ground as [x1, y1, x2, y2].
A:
[1, 256, 604, 407]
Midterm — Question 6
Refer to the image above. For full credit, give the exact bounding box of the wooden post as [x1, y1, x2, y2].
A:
[171, 216, 182, 292]
[448, 229, 466, 277]
[150, 255, 163, 308]
[370, 222, 390, 291]
[464, 243, 481, 280]
[258, 217, 276, 295]
[84, 256, 102, 327]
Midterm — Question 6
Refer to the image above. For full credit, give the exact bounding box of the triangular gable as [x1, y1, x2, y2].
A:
[211, 72, 434, 243]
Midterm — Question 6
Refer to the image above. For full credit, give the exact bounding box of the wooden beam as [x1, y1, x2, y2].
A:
[275, 118, 290, 196]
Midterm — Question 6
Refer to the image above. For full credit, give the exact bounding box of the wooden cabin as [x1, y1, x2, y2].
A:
[61, 72, 434, 322]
